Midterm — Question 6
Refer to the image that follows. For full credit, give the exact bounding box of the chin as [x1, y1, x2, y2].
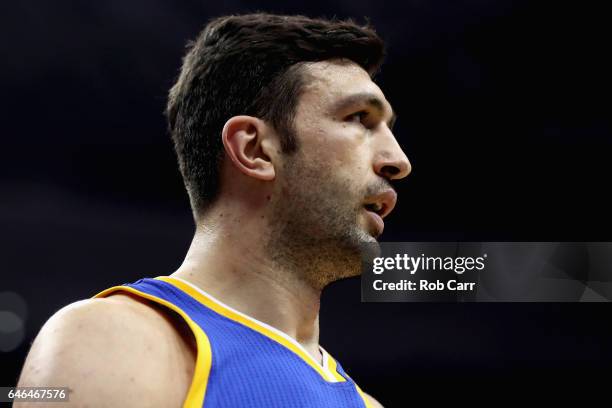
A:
[360, 232, 378, 243]
[357, 222, 380, 243]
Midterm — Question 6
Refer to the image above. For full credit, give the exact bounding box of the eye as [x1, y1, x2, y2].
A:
[345, 111, 369, 125]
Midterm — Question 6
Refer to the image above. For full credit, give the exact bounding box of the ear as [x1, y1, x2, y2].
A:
[221, 116, 275, 181]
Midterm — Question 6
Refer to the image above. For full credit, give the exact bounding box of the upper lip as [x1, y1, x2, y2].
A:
[363, 189, 398, 219]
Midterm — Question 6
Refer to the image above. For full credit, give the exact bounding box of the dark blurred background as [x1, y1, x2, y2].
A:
[1, 0, 611, 406]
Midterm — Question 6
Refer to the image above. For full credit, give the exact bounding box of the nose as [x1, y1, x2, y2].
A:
[373, 130, 412, 181]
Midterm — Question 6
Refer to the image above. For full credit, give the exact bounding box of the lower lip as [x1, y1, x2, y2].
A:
[364, 209, 384, 236]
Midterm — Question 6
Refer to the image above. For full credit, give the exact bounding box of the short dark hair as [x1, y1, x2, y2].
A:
[166, 13, 385, 213]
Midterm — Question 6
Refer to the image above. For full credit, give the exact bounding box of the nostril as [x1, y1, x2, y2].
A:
[378, 203, 388, 217]
[380, 165, 400, 177]
[364, 203, 381, 212]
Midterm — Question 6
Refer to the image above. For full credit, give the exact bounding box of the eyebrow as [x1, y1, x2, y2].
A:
[333, 92, 397, 130]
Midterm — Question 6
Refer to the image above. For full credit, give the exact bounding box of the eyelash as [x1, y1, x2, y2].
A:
[346, 111, 369, 125]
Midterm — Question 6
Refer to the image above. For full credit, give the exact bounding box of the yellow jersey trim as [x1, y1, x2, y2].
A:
[325, 352, 349, 382]
[322, 347, 370, 406]
[155, 276, 347, 383]
[93, 285, 213, 408]
[355, 384, 374, 408]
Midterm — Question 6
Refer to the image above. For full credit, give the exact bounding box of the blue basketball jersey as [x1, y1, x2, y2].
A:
[94, 276, 372, 408]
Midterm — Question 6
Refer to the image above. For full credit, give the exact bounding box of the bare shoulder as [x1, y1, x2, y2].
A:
[16, 293, 195, 408]
[364, 392, 385, 408]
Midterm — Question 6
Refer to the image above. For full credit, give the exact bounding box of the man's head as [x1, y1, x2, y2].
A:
[167, 13, 411, 287]
[167, 13, 387, 212]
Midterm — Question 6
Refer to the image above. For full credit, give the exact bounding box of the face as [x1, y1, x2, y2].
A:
[266, 59, 411, 288]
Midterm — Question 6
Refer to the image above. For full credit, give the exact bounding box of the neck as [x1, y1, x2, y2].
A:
[171, 206, 323, 360]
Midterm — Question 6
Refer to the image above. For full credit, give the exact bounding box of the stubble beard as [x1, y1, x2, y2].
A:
[264, 154, 374, 291]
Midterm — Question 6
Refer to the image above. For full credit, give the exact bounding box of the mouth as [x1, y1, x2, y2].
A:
[362, 189, 398, 237]
[363, 206, 385, 237]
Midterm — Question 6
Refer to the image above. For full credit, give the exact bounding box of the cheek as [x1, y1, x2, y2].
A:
[334, 144, 372, 180]
[307, 125, 371, 171]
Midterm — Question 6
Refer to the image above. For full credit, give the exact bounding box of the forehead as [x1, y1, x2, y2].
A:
[298, 59, 391, 114]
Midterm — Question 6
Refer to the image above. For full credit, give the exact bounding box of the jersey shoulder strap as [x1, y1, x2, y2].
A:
[94, 277, 212, 408]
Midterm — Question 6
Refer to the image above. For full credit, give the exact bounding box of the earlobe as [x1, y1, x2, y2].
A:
[222, 116, 276, 181]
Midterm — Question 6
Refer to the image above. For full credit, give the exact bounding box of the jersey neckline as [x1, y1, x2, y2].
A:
[155, 276, 347, 383]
